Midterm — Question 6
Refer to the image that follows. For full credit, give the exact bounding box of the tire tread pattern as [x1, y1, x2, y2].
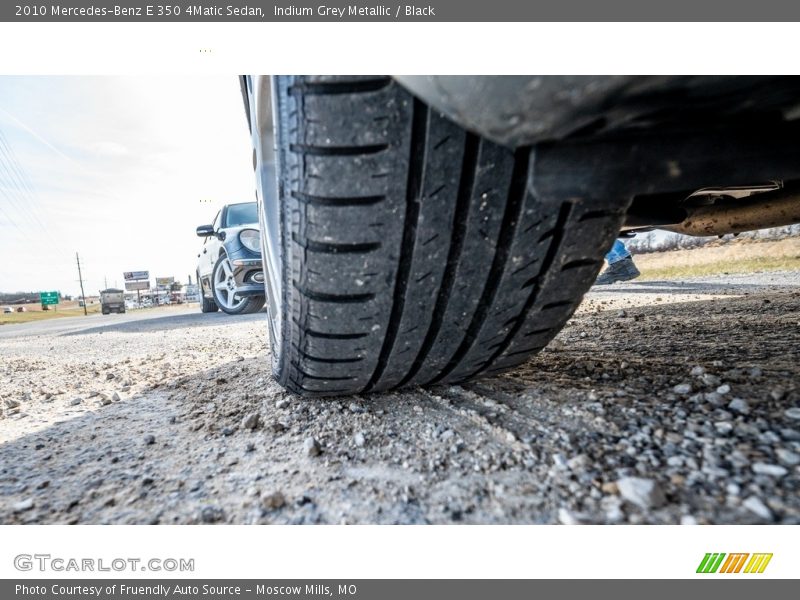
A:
[274, 76, 625, 395]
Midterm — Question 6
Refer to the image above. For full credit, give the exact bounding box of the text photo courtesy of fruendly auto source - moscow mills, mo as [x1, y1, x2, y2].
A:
[1, 75, 799, 525]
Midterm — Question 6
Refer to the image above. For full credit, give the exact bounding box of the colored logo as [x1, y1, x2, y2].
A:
[697, 553, 773, 574]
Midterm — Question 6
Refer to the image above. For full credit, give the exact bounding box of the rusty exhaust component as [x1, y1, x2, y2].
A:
[662, 186, 800, 236]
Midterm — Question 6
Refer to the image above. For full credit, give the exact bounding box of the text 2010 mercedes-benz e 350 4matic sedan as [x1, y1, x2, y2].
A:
[196, 201, 266, 315]
[241, 75, 800, 396]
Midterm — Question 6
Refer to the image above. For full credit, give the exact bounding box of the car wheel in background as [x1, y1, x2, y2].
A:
[200, 295, 218, 313]
[260, 75, 626, 395]
[198, 270, 218, 313]
[211, 255, 264, 315]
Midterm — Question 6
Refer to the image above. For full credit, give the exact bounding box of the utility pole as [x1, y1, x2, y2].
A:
[104, 276, 108, 290]
[76, 252, 88, 316]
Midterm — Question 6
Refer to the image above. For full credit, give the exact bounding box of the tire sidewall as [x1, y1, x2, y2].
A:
[257, 76, 290, 383]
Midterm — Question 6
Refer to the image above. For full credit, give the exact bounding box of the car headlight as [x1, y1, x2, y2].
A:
[239, 229, 261, 253]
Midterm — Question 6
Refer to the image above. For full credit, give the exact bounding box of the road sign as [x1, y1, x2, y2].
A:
[39, 291, 59, 305]
[124, 271, 149, 281]
[125, 281, 149, 291]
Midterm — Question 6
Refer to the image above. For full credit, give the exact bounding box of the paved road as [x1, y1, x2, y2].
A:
[1, 272, 798, 524]
[0, 305, 263, 339]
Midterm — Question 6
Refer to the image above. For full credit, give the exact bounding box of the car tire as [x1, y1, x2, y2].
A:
[211, 254, 265, 315]
[200, 295, 218, 313]
[199, 270, 218, 313]
[262, 75, 625, 395]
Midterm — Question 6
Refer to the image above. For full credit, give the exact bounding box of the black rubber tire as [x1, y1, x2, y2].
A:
[200, 270, 219, 314]
[200, 296, 218, 313]
[240, 296, 266, 314]
[210, 255, 265, 315]
[268, 76, 625, 396]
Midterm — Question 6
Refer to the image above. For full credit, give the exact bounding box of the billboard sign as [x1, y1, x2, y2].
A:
[124, 281, 149, 291]
[156, 276, 174, 288]
[123, 271, 149, 281]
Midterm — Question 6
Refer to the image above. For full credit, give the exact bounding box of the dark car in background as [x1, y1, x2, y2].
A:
[196, 201, 265, 315]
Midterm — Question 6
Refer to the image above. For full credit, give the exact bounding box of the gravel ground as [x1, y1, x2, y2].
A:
[1, 272, 798, 524]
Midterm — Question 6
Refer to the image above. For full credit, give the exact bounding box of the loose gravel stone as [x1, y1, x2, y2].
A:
[200, 506, 224, 523]
[714, 422, 733, 435]
[567, 454, 590, 471]
[262, 492, 286, 510]
[784, 408, 800, 420]
[751, 463, 788, 477]
[303, 437, 321, 457]
[270, 420, 288, 433]
[742, 496, 773, 520]
[143, 434, 156, 445]
[771, 388, 786, 401]
[601, 481, 619, 495]
[558, 508, 582, 525]
[673, 383, 692, 395]
[728, 398, 749, 414]
[775, 449, 800, 466]
[12, 498, 34, 512]
[241, 413, 260, 430]
[616, 477, 665, 510]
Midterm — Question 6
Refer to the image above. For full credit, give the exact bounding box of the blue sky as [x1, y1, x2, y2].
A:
[0, 76, 254, 295]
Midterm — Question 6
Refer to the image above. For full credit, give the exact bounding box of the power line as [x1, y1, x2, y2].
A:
[0, 129, 36, 195]
[0, 126, 60, 238]
[0, 142, 41, 231]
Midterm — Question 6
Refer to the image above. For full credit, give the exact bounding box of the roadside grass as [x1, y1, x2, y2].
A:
[0, 303, 198, 326]
[0, 304, 102, 325]
[635, 238, 800, 280]
[639, 255, 800, 280]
